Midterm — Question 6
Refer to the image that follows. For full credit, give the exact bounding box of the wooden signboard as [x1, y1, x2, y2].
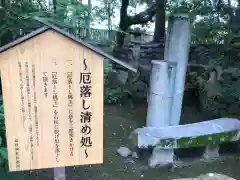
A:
[0, 27, 107, 171]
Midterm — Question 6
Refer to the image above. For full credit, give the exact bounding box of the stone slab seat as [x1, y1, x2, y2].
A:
[129, 118, 240, 149]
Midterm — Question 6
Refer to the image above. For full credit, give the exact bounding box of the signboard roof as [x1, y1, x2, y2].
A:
[0, 22, 137, 73]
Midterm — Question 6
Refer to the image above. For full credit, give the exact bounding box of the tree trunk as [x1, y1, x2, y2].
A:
[153, 0, 165, 42]
[116, 0, 157, 48]
[107, 3, 112, 40]
[86, 0, 92, 40]
[0, 0, 6, 7]
[229, 2, 240, 37]
[116, 0, 130, 48]
[53, 0, 57, 13]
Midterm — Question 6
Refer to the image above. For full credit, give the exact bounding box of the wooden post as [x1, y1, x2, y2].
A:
[54, 167, 66, 180]
[164, 14, 191, 126]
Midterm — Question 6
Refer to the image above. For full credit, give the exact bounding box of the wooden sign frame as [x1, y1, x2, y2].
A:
[0, 24, 136, 172]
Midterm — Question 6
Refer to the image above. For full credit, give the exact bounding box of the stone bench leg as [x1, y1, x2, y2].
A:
[202, 145, 219, 161]
[148, 146, 174, 168]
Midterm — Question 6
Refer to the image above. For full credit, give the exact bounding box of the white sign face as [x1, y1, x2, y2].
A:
[0, 30, 103, 171]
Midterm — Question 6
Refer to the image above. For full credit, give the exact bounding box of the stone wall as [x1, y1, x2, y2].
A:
[105, 44, 240, 117]
[186, 66, 240, 118]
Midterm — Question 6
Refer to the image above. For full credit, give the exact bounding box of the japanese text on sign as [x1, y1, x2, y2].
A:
[32, 64, 39, 146]
[14, 138, 20, 170]
[52, 72, 60, 162]
[42, 72, 48, 98]
[25, 62, 34, 161]
[80, 58, 92, 158]
[67, 72, 74, 156]
[18, 61, 26, 125]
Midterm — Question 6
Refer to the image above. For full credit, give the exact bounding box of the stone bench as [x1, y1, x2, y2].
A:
[129, 118, 240, 167]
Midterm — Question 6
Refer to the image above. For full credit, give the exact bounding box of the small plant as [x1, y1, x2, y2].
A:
[104, 59, 125, 104]
[104, 87, 125, 104]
